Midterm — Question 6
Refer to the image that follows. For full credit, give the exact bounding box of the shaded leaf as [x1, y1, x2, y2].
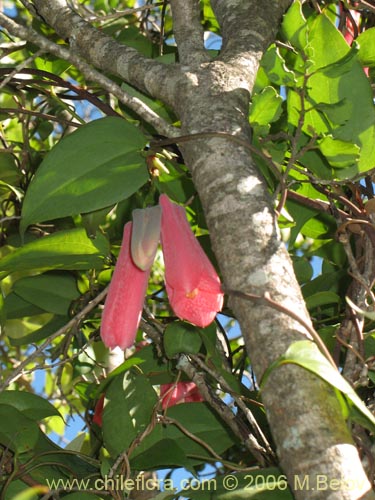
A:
[12, 273, 79, 315]
[103, 370, 158, 456]
[0, 391, 60, 421]
[164, 321, 203, 358]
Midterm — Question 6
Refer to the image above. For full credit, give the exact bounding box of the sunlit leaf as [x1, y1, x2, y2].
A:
[0, 228, 109, 278]
[20, 117, 148, 233]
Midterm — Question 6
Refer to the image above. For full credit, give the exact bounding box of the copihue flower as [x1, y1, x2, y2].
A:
[100, 195, 223, 350]
[160, 382, 204, 409]
[159, 194, 224, 328]
[100, 222, 151, 350]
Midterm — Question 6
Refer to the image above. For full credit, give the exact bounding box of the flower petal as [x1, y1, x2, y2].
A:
[101, 222, 150, 350]
[131, 205, 161, 271]
[160, 194, 223, 326]
[160, 382, 203, 409]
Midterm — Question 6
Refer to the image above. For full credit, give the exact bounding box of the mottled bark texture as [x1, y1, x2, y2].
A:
[23, 1, 375, 497]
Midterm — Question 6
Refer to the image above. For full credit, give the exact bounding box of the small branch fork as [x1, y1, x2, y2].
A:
[0, 11, 177, 137]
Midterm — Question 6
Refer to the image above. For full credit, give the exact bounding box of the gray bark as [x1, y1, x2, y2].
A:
[13, 0, 375, 497]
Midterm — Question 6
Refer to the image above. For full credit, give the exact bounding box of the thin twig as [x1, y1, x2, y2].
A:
[0, 11, 177, 137]
[226, 289, 337, 368]
[0, 287, 109, 391]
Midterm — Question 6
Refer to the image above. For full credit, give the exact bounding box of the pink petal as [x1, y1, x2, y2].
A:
[160, 194, 223, 327]
[160, 382, 203, 409]
[101, 222, 150, 350]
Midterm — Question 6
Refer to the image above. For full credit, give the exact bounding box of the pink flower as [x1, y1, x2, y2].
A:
[100, 222, 150, 350]
[160, 382, 204, 409]
[160, 194, 223, 327]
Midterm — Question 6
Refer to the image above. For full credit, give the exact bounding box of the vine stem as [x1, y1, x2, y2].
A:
[0, 286, 109, 391]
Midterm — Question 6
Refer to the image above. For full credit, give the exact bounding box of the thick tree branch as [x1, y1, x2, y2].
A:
[210, 0, 291, 81]
[168, 1, 374, 497]
[31, 0, 177, 106]
[0, 11, 177, 136]
[169, 0, 209, 66]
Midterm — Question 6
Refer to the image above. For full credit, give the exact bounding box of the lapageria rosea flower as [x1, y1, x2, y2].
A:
[160, 382, 204, 409]
[100, 222, 151, 350]
[100, 194, 223, 350]
[160, 194, 223, 328]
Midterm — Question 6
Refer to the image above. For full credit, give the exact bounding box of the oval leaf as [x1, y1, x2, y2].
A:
[20, 117, 148, 233]
[164, 321, 203, 358]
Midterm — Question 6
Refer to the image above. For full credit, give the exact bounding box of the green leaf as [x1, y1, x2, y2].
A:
[0, 404, 40, 453]
[131, 437, 194, 471]
[281, 0, 307, 50]
[250, 87, 283, 132]
[3, 293, 45, 319]
[292, 256, 313, 284]
[264, 340, 375, 432]
[0, 391, 60, 420]
[9, 315, 68, 346]
[304, 14, 375, 178]
[102, 370, 158, 456]
[317, 136, 360, 168]
[11, 486, 51, 500]
[0, 228, 109, 279]
[261, 44, 296, 87]
[12, 273, 80, 315]
[20, 117, 148, 233]
[305, 291, 340, 310]
[356, 28, 375, 67]
[131, 403, 236, 467]
[164, 321, 203, 358]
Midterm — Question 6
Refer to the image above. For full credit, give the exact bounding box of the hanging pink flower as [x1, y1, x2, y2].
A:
[160, 194, 223, 327]
[100, 222, 150, 350]
[160, 382, 204, 409]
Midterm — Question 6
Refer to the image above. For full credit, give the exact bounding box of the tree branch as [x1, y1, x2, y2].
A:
[31, 0, 177, 106]
[210, 0, 291, 83]
[0, 11, 177, 136]
[169, 0, 209, 66]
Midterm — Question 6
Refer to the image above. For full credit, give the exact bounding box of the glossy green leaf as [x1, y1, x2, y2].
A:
[0, 391, 60, 420]
[264, 340, 375, 432]
[305, 291, 340, 310]
[317, 136, 360, 168]
[12, 273, 79, 315]
[356, 28, 375, 67]
[0, 228, 109, 279]
[20, 117, 148, 233]
[292, 14, 375, 179]
[131, 403, 236, 466]
[250, 87, 283, 131]
[281, 0, 307, 50]
[103, 370, 158, 456]
[9, 315, 68, 346]
[0, 404, 40, 453]
[261, 44, 296, 87]
[164, 321, 203, 358]
[130, 437, 194, 471]
[3, 293, 45, 319]
[292, 256, 313, 284]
